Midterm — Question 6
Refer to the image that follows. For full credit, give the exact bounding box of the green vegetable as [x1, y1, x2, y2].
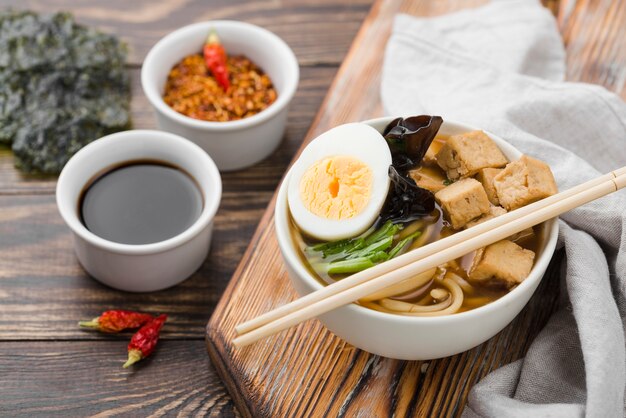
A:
[388, 231, 422, 259]
[307, 222, 378, 258]
[310, 237, 365, 258]
[306, 219, 427, 278]
[327, 257, 375, 274]
[368, 251, 390, 263]
[0, 11, 131, 173]
[364, 220, 400, 245]
[348, 236, 393, 259]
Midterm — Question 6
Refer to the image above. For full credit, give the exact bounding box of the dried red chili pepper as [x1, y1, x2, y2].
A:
[123, 314, 167, 368]
[79, 310, 153, 333]
[203, 29, 230, 91]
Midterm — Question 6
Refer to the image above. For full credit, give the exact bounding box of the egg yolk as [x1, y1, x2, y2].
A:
[299, 156, 372, 220]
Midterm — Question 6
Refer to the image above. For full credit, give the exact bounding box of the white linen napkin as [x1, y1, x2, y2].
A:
[381, 1, 626, 416]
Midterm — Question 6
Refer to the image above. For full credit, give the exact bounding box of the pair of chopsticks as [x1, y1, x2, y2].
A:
[233, 167, 626, 348]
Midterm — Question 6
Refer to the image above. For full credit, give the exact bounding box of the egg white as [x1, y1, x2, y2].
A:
[287, 122, 392, 241]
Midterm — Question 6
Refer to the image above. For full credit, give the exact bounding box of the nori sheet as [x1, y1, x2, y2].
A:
[0, 11, 131, 173]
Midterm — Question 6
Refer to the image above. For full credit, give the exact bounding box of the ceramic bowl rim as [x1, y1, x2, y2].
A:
[275, 116, 559, 324]
[141, 20, 299, 132]
[56, 129, 222, 255]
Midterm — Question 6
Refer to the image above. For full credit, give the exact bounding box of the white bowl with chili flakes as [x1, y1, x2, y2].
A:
[142, 21, 299, 171]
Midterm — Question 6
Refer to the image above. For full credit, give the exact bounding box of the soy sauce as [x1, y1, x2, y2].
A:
[80, 162, 203, 245]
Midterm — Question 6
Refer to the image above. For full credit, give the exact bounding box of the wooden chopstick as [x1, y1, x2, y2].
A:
[236, 167, 626, 336]
[233, 167, 626, 348]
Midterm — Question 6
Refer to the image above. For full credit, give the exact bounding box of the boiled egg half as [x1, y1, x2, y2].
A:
[287, 123, 392, 241]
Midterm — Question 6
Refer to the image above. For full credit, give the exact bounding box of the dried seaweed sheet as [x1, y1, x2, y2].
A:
[0, 11, 130, 173]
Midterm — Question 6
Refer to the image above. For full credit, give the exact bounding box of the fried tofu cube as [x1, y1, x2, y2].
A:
[436, 131, 508, 180]
[409, 167, 447, 193]
[424, 148, 437, 165]
[435, 178, 490, 229]
[423, 137, 447, 165]
[464, 205, 534, 242]
[493, 155, 558, 210]
[469, 240, 535, 288]
[476, 168, 502, 205]
[464, 205, 507, 229]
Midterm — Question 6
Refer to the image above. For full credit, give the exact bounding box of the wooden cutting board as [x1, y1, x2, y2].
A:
[206, 0, 624, 416]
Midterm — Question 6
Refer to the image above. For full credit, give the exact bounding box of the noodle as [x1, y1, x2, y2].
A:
[360, 300, 397, 314]
[430, 288, 449, 301]
[371, 277, 464, 317]
[446, 271, 474, 294]
[360, 268, 435, 302]
[379, 294, 452, 313]
[389, 279, 433, 301]
[403, 278, 464, 316]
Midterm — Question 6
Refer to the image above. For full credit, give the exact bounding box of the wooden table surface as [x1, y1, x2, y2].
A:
[0, 0, 371, 416]
[1, 0, 624, 417]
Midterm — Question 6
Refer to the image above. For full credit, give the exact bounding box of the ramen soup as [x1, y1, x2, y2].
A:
[288, 116, 558, 316]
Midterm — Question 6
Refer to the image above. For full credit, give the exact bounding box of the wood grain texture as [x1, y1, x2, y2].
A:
[0, 192, 271, 339]
[558, 0, 626, 96]
[0, 0, 371, 66]
[206, 0, 626, 417]
[208, 218, 560, 417]
[0, 0, 623, 415]
[0, 0, 362, 415]
[0, 341, 239, 417]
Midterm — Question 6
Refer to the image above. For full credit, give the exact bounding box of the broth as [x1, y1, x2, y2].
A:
[290, 209, 544, 314]
[289, 133, 546, 315]
[80, 161, 203, 245]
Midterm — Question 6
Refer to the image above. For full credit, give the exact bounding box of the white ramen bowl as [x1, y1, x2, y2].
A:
[142, 21, 299, 171]
[275, 117, 559, 360]
[56, 130, 222, 292]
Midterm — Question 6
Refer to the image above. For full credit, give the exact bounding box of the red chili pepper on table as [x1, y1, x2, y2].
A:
[79, 310, 153, 333]
[123, 314, 167, 368]
[203, 29, 230, 91]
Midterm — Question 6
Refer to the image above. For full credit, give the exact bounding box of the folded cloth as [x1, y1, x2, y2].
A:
[381, 1, 626, 417]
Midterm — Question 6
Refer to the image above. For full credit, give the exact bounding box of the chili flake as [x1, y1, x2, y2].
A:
[163, 54, 277, 122]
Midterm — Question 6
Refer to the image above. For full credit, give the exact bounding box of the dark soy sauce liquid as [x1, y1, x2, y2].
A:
[80, 162, 203, 245]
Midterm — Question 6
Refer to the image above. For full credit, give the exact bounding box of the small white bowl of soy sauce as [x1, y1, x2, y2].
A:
[56, 130, 222, 292]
